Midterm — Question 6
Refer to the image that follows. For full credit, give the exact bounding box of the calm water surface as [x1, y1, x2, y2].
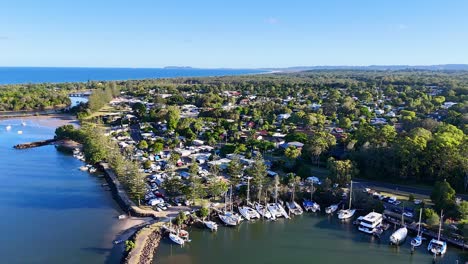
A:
[0, 119, 124, 264]
[155, 214, 468, 264]
[0, 67, 266, 84]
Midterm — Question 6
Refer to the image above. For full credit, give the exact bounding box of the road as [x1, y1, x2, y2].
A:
[353, 178, 468, 201]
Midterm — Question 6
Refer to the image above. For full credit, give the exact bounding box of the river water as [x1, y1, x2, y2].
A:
[0, 118, 126, 264]
[155, 214, 468, 264]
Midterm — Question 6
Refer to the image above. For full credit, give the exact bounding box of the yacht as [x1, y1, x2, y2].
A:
[17, 130, 23, 134]
[203, 220, 218, 231]
[219, 212, 240, 226]
[303, 200, 320, 212]
[21, 121, 27, 126]
[169, 233, 185, 245]
[427, 211, 447, 255]
[5, 125, 11, 130]
[286, 201, 304, 215]
[254, 202, 274, 220]
[238, 205, 261, 220]
[325, 204, 338, 214]
[411, 209, 423, 247]
[79, 166, 89, 171]
[338, 181, 355, 220]
[267, 203, 283, 218]
[358, 212, 383, 234]
[390, 227, 408, 245]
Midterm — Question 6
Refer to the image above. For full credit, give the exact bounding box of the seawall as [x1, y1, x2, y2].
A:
[123, 223, 163, 264]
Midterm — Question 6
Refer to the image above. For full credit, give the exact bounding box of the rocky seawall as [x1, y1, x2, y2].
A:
[123, 223, 162, 264]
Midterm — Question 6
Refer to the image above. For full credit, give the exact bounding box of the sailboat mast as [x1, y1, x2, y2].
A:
[230, 185, 233, 212]
[275, 180, 278, 204]
[291, 182, 295, 202]
[310, 181, 313, 200]
[224, 192, 227, 212]
[417, 208, 422, 235]
[438, 210, 443, 241]
[348, 181, 353, 210]
[246, 177, 250, 203]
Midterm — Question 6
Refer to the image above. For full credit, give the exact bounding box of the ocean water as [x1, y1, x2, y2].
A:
[0, 119, 125, 264]
[0, 67, 265, 84]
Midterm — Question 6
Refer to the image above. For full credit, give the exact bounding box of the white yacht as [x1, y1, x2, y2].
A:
[358, 212, 383, 234]
[203, 221, 218, 231]
[325, 204, 338, 214]
[169, 233, 185, 245]
[254, 202, 274, 220]
[303, 200, 320, 212]
[390, 226, 408, 245]
[267, 203, 283, 218]
[238, 205, 261, 220]
[219, 212, 240, 226]
[338, 181, 355, 220]
[5, 125, 12, 130]
[427, 211, 447, 255]
[17, 130, 23, 134]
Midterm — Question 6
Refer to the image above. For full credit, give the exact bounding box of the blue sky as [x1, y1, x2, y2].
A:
[1, 0, 467, 68]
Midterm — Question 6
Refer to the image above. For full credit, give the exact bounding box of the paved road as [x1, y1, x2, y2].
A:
[353, 178, 468, 201]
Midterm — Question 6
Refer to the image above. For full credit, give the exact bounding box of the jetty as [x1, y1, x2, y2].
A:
[14, 139, 56, 149]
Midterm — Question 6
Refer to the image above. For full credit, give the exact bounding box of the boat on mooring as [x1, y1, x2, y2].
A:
[254, 201, 274, 220]
[169, 233, 185, 245]
[358, 212, 383, 234]
[219, 186, 242, 226]
[338, 181, 355, 220]
[390, 212, 408, 246]
[303, 200, 320, 212]
[203, 220, 218, 231]
[411, 208, 424, 247]
[286, 201, 303, 215]
[325, 204, 338, 214]
[427, 210, 447, 255]
[238, 177, 261, 220]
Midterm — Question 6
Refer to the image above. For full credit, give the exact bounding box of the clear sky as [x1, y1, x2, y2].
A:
[1, 0, 467, 68]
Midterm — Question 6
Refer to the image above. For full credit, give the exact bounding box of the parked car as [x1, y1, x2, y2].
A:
[156, 203, 168, 211]
[148, 198, 165, 206]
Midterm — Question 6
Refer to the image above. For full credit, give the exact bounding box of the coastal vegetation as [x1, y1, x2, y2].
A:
[0, 85, 70, 111]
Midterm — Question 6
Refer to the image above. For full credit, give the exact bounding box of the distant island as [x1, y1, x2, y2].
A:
[263, 64, 468, 72]
[163, 66, 194, 69]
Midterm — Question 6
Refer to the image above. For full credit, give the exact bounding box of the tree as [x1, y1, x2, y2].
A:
[228, 156, 243, 183]
[137, 140, 148, 150]
[246, 154, 268, 201]
[200, 207, 210, 219]
[208, 178, 229, 201]
[284, 146, 301, 160]
[132, 102, 146, 117]
[284, 132, 308, 143]
[188, 158, 199, 176]
[431, 181, 456, 212]
[423, 208, 440, 227]
[168, 152, 181, 166]
[152, 142, 164, 153]
[184, 175, 205, 203]
[162, 177, 185, 196]
[166, 106, 181, 131]
[327, 158, 357, 185]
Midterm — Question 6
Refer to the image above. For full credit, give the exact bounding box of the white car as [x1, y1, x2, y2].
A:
[414, 199, 422, 205]
[403, 211, 413, 218]
[148, 198, 165, 206]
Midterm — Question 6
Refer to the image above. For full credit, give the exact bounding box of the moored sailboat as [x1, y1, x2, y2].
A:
[411, 208, 424, 247]
[338, 181, 355, 220]
[390, 211, 408, 245]
[427, 210, 447, 255]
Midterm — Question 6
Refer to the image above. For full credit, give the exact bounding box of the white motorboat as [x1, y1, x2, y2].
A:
[325, 204, 338, 214]
[17, 130, 23, 134]
[21, 121, 26, 126]
[79, 166, 88, 171]
[203, 221, 218, 231]
[89, 167, 97, 173]
[254, 202, 274, 220]
[358, 212, 383, 234]
[427, 210, 447, 255]
[338, 181, 355, 220]
[411, 209, 424, 247]
[390, 227, 408, 245]
[5, 125, 11, 130]
[238, 205, 261, 220]
[286, 201, 304, 215]
[178, 229, 191, 242]
[169, 233, 185, 245]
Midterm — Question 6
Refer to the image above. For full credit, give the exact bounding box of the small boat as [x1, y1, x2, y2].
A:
[411, 209, 423, 247]
[79, 166, 89, 171]
[89, 167, 97, 173]
[286, 201, 304, 215]
[338, 209, 356, 220]
[21, 121, 26, 126]
[17, 130, 23, 134]
[427, 210, 447, 255]
[238, 205, 261, 220]
[113, 239, 123, 244]
[325, 204, 338, 214]
[203, 221, 218, 231]
[178, 229, 191, 242]
[303, 200, 320, 212]
[358, 212, 383, 234]
[5, 125, 11, 130]
[254, 202, 274, 220]
[169, 233, 185, 245]
[118, 214, 127, 220]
